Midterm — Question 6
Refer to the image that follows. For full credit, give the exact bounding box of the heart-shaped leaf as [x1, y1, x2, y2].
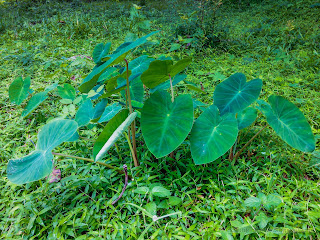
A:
[79, 31, 159, 93]
[93, 42, 111, 64]
[95, 110, 137, 161]
[237, 107, 257, 130]
[258, 95, 315, 152]
[128, 55, 154, 75]
[141, 91, 194, 158]
[213, 73, 262, 115]
[190, 105, 238, 164]
[141, 58, 192, 88]
[97, 67, 118, 84]
[119, 76, 144, 103]
[98, 103, 122, 123]
[56, 83, 76, 100]
[7, 119, 78, 184]
[9, 76, 31, 105]
[21, 92, 48, 118]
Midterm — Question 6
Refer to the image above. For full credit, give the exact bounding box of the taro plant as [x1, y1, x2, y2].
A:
[6, 31, 316, 187]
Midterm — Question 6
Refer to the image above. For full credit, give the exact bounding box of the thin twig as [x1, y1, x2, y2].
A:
[112, 164, 128, 205]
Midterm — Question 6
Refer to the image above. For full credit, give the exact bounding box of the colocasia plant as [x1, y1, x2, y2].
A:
[7, 31, 316, 186]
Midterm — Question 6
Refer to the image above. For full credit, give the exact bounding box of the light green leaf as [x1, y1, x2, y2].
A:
[119, 75, 144, 103]
[44, 82, 58, 93]
[264, 194, 282, 210]
[9, 76, 31, 105]
[56, 83, 76, 100]
[75, 99, 94, 127]
[258, 95, 315, 152]
[21, 92, 48, 118]
[213, 73, 262, 115]
[309, 151, 320, 169]
[141, 58, 192, 88]
[94, 110, 137, 161]
[141, 91, 194, 158]
[190, 105, 238, 164]
[7, 119, 78, 184]
[237, 107, 257, 130]
[145, 202, 157, 216]
[134, 187, 149, 194]
[244, 197, 261, 208]
[79, 31, 159, 93]
[98, 103, 122, 123]
[256, 212, 270, 229]
[151, 186, 171, 197]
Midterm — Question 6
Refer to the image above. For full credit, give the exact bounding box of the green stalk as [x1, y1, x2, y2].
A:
[52, 152, 128, 176]
[124, 132, 139, 167]
[124, 59, 139, 167]
[233, 125, 267, 162]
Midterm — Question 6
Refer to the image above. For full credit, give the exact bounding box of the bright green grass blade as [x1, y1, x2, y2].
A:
[9, 76, 31, 105]
[95, 110, 137, 161]
[56, 83, 76, 100]
[213, 73, 262, 115]
[141, 91, 194, 158]
[7, 150, 53, 185]
[36, 119, 78, 152]
[190, 105, 238, 164]
[259, 95, 315, 152]
[98, 103, 122, 123]
[79, 31, 159, 93]
[21, 92, 48, 118]
[237, 107, 258, 130]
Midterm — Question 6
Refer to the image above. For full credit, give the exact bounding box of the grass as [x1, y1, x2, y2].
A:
[0, 0, 319, 239]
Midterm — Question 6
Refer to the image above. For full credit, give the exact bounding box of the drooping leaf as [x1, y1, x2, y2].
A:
[141, 91, 194, 158]
[92, 99, 108, 120]
[98, 103, 122, 123]
[237, 107, 257, 130]
[21, 92, 48, 118]
[190, 105, 238, 164]
[7, 151, 53, 185]
[36, 119, 79, 151]
[93, 42, 111, 64]
[79, 31, 159, 93]
[141, 58, 192, 88]
[9, 76, 31, 105]
[7, 119, 78, 184]
[258, 95, 315, 152]
[150, 74, 187, 94]
[94, 110, 137, 161]
[56, 83, 76, 100]
[213, 73, 262, 115]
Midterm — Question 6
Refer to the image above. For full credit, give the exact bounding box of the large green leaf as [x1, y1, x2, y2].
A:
[9, 76, 31, 105]
[97, 67, 118, 84]
[237, 107, 257, 130]
[119, 76, 144, 103]
[79, 31, 159, 93]
[21, 92, 48, 118]
[98, 103, 122, 123]
[258, 95, 315, 152]
[128, 55, 154, 75]
[190, 105, 238, 164]
[7, 119, 78, 184]
[141, 91, 194, 158]
[7, 151, 53, 185]
[105, 71, 130, 92]
[94, 110, 137, 161]
[75, 99, 107, 126]
[150, 74, 187, 94]
[56, 83, 76, 100]
[141, 58, 192, 88]
[213, 73, 262, 115]
[93, 42, 111, 64]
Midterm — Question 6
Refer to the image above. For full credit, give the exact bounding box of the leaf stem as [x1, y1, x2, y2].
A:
[52, 152, 127, 176]
[112, 164, 128, 205]
[124, 59, 138, 166]
[233, 125, 268, 162]
[124, 132, 139, 167]
[169, 74, 174, 102]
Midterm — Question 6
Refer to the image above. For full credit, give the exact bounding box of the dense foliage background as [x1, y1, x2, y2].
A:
[0, 0, 319, 239]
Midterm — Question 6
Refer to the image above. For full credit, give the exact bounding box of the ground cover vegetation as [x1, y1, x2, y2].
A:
[0, 0, 320, 239]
